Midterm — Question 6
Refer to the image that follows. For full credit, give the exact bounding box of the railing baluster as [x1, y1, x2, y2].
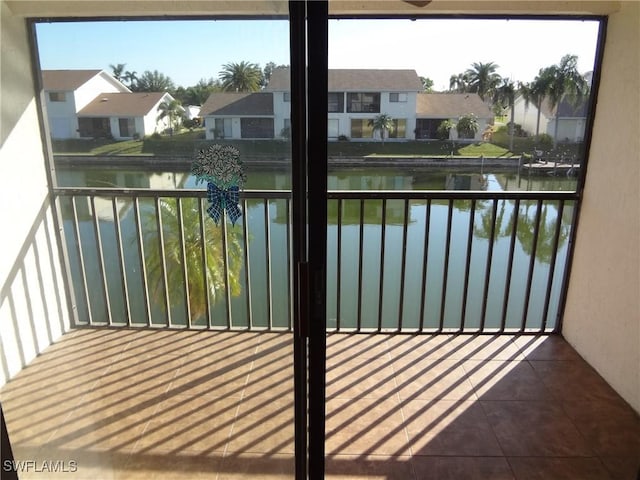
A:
[356, 199, 364, 331]
[377, 198, 387, 332]
[89, 196, 112, 325]
[175, 197, 191, 328]
[221, 210, 232, 329]
[397, 199, 410, 332]
[264, 199, 273, 330]
[198, 198, 212, 328]
[500, 198, 520, 333]
[520, 199, 544, 332]
[112, 196, 131, 326]
[439, 200, 454, 332]
[460, 199, 476, 332]
[155, 197, 171, 328]
[418, 199, 431, 332]
[542, 200, 565, 331]
[479, 199, 499, 331]
[336, 199, 343, 331]
[242, 198, 253, 329]
[70, 196, 92, 325]
[133, 196, 152, 327]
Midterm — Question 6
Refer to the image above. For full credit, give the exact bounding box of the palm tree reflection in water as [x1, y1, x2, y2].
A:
[143, 197, 244, 324]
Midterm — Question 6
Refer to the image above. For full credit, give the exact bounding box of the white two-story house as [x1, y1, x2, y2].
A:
[265, 67, 424, 141]
[43, 69, 181, 140]
[43, 69, 130, 139]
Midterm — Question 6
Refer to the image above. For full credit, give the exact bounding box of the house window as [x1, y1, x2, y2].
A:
[347, 93, 380, 113]
[241, 118, 274, 138]
[389, 119, 407, 138]
[350, 119, 374, 138]
[389, 93, 407, 103]
[328, 92, 344, 113]
[283, 92, 290, 102]
[214, 118, 232, 139]
[118, 118, 135, 137]
[49, 92, 66, 102]
[78, 117, 110, 138]
[328, 118, 339, 138]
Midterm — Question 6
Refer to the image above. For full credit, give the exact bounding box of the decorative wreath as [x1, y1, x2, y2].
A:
[191, 144, 247, 226]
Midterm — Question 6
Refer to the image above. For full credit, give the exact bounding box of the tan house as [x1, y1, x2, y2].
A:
[201, 92, 275, 139]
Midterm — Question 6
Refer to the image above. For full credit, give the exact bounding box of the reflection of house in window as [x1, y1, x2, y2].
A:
[347, 92, 380, 113]
[350, 118, 374, 138]
[389, 119, 407, 138]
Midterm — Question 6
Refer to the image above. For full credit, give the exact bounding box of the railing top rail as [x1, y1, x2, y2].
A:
[53, 186, 578, 201]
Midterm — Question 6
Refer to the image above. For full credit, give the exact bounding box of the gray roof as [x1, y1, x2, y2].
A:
[42, 69, 103, 90]
[416, 93, 493, 118]
[200, 92, 274, 116]
[265, 68, 422, 92]
[78, 92, 170, 116]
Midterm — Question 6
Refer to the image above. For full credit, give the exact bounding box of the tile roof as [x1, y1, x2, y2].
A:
[42, 69, 103, 90]
[265, 68, 423, 91]
[200, 92, 274, 116]
[416, 93, 494, 118]
[77, 92, 170, 116]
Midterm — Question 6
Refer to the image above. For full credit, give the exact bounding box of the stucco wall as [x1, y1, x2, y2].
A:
[562, 1, 640, 414]
[0, 2, 71, 387]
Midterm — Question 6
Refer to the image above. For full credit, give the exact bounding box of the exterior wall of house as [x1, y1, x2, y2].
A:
[0, 2, 71, 387]
[44, 91, 77, 138]
[512, 97, 550, 137]
[273, 92, 291, 139]
[562, 1, 640, 414]
[546, 118, 586, 143]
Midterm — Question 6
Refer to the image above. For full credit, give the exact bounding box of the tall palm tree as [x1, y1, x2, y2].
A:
[519, 69, 553, 137]
[122, 70, 137, 90]
[109, 63, 126, 81]
[464, 62, 502, 102]
[368, 114, 394, 145]
[449, 72, 471, 93]
[546, 54, 589, 145]
[219, 61, 262, 92]
[493, 78, 517, 150]
[157, 99, 184, 135]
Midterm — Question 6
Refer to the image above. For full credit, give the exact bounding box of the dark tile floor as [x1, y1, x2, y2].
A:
[1, 329, 638, 479]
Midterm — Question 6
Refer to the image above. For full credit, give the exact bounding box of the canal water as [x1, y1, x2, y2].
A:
[56, 164, 576, 331]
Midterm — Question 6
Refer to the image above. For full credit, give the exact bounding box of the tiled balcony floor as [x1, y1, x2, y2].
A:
[1, 328, 639, 479]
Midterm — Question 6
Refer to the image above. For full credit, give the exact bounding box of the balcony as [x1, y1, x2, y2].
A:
[2, 328, 639, 479]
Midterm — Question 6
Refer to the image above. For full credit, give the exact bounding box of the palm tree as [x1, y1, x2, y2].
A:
[464, 62, 502, 102]
[449, 72, 470, 93]
[519, 69, 553, 137]
[493, 79, 517, 150]
[157, 99, 184, 135]
[219, 61, 262, 92]
[122, 70, 138, 90]
[142, 198, 244, 324]
[368, 114, 394, 145]
[109, 63, 126, 81]
[546, 54, 589, 145]
[133, 70, 175, 92]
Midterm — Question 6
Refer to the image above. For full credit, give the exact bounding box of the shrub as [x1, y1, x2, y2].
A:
[280, 126, 291, 140]
[456, 114, 479, 139]
[436, 120, 455, 140]
[338, 134, 349, 141]
[151, 132, 162, 140]
[132, 132, 141, 141]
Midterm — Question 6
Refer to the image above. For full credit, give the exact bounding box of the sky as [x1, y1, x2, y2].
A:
[36, 18, 600, 91]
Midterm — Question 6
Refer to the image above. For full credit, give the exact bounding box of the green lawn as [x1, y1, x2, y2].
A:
[53, 130, 516, 158]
